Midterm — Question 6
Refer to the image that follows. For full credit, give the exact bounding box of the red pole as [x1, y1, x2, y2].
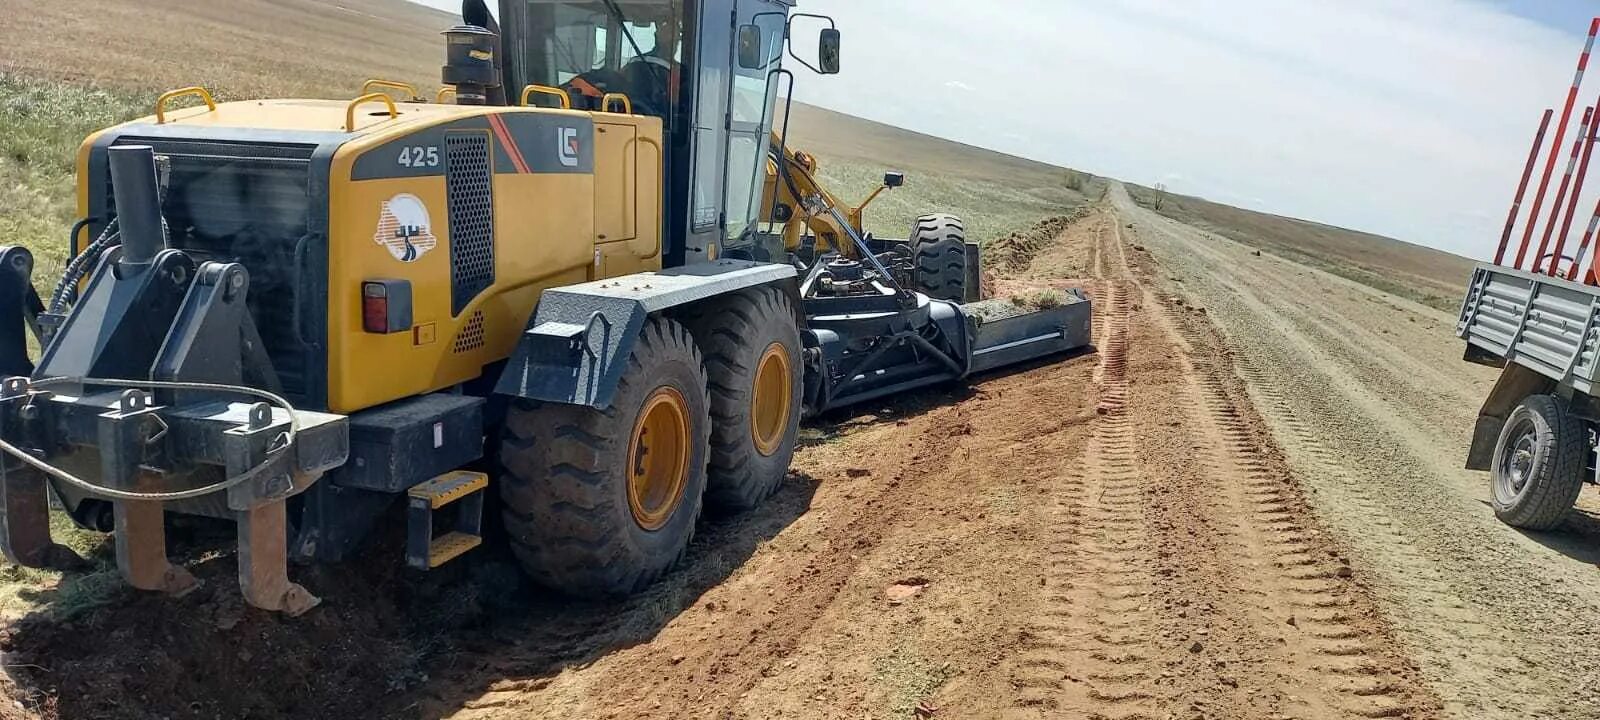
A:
[1497, 109, 1554, 265]
[1515, 17, 1599, 270]
[1551, 104, 1600, 274]
[1567, 195, 1600, 280]
[1534, 106, 1595, 273]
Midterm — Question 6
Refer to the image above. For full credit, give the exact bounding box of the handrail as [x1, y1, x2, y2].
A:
[601, 93, 634, 115]
[154, 87, 217, 124]
[520, 84, 572, 109]
[436, 86, 457, 104]
[361, 79, 421, 102]
[345, 93, 399, 132]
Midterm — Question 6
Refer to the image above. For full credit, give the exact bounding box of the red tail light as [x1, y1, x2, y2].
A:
[363, 283, 390, 333]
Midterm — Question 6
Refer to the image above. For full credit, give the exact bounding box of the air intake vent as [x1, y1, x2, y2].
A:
[446, 132, 494, 316]
[454, 311, 485, 353]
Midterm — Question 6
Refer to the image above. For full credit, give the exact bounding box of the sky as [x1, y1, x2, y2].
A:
[410, 0, 1600, 259]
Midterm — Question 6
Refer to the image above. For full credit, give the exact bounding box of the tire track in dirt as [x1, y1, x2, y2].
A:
[1113, 181, 1600, 718]
[993, 211, 1435, 719]
[1007, 274, 1164, 719]
[1157, 297, 1426, 719]
[453, 417, 972, 717]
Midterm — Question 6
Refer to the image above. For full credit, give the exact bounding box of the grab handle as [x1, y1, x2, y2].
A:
[154, 87, 217, 124]
[345, 93, 399, 131]
[601, 93, 633, 115]
[361, 79, 420, 102]
[436, 87, 457, 104]
[520, 84, 572, 109]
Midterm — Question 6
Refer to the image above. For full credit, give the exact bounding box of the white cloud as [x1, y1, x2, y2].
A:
[943, 80, 974, 92]
[789, 0, 1586, 259]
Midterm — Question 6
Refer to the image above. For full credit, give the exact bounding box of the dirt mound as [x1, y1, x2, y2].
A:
[0, 527, 535, 719]
[984, 208, 1090, 274]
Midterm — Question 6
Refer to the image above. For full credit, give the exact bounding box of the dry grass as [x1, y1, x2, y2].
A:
[0, 0, 452, 99]
[1124, 183, 1476, 311]
[1009, 288, 1068, 310]
[783, 103, 1098, 240]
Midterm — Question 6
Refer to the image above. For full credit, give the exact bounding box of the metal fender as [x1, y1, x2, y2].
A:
[494, 261, 798, 409]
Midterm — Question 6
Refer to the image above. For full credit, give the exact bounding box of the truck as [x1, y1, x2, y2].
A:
[1460, 18, 1600, 531]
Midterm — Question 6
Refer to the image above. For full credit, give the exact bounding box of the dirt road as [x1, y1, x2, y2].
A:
[9, 185, 1571, 720]
[424, 195, 1440, 719]
[1113, 182, 1600, 719]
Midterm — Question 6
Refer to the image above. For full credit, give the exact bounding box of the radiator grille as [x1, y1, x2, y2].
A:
[446, 133, 494, 316]
[103, 137, 316, 400]
[454, 311, 486, 353]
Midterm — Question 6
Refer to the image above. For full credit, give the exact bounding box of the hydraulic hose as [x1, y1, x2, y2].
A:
[48, 219, 120, 314]
[0, 377, 300, 502]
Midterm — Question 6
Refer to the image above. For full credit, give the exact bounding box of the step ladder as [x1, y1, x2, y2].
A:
[405, 470, 487, 570]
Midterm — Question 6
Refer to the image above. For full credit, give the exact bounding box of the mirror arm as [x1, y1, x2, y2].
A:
[856, 184, 890, 215]
[783, 12, 837, 75]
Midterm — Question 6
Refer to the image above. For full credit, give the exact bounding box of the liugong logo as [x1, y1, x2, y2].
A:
[559, 127, 580, 167]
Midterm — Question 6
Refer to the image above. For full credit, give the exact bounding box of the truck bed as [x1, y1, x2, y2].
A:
[1457, 263, 1600, 392]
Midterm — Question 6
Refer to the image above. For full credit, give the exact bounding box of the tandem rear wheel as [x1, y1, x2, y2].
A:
[683, 286, 804, 512]
[1490, 394, 1589, 531]
[498, 317, 711, 596]
[496, 287, 805, 597]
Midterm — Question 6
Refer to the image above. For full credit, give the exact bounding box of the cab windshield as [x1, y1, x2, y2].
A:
[506, 1, 685, 119]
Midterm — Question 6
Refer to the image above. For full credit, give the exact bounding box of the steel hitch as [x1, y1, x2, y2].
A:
[0, 378, 347, 615]
[0, 144, 349, 615]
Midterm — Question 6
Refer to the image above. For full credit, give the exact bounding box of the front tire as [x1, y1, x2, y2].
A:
[911, 213, 968, 302]
[682, 286, 803, 512]
[1490, 394, 1588, 530]
[498, 317, 710, 596]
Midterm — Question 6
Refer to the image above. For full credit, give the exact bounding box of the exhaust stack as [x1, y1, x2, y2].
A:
[106, 145, 166, 265]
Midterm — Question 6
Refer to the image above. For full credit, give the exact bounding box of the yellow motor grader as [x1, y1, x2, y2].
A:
[0, 0, 1091, 613]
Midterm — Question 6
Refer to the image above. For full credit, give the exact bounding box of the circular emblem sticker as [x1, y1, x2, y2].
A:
[375, 193, 438, 262]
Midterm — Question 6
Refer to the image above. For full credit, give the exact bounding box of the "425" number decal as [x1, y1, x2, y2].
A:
[397, 145, 440, 168]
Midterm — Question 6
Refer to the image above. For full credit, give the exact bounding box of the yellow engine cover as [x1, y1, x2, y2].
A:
[75, 97, 664, 414]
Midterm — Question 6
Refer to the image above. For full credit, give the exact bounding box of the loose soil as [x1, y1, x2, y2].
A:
[0, 187, 1473, 719]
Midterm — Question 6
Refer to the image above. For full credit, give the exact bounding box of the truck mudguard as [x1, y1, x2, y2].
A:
[494, 261, 798, 409]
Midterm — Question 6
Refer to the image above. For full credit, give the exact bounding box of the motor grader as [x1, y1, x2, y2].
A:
[0, 0, 1091, 614]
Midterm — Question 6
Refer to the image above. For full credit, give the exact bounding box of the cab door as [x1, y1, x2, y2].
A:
[720, 1, 787, 257]
[682, 0, 787, 265]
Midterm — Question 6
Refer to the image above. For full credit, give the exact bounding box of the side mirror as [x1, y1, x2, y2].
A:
[819, 28, 841, 74]
[737, 24, 764, 70]
[883, 172, 905, 188]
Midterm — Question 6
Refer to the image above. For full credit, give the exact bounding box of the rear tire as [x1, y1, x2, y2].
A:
[911, 213, 968, 302]
[682, 286, 803, 512]
[498, 317, 710, 596]
[1490, 394, 1587, 530]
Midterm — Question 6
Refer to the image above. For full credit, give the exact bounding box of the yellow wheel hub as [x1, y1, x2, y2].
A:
[751, 342, 792, 457]
[628, 387, 691, 531]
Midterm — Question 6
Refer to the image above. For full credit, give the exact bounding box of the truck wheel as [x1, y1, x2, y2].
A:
[911, 213, 968, 302]
[498, 317, 710, 596]
[1490, 394, 1588, 530]
[683, 286, 803, 512]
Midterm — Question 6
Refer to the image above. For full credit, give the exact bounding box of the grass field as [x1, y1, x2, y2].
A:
[1124, 183, 1477, 311]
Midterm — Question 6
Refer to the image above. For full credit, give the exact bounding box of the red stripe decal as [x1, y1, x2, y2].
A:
[487, 114, 532, 174]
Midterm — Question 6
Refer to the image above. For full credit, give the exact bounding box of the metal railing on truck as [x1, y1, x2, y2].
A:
[1457, 264, 1600, 392]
